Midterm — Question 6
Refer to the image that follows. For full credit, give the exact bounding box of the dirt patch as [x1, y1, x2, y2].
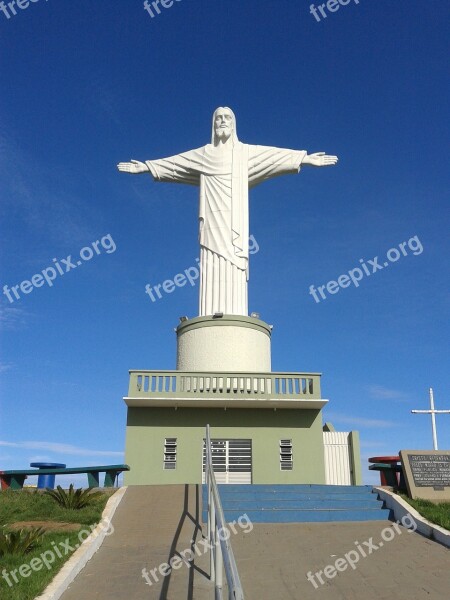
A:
[8, 521, 81, 532]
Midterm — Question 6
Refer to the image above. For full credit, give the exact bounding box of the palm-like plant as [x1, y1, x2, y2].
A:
[45, 484, 104, 510]
[0, 527, 44, 556]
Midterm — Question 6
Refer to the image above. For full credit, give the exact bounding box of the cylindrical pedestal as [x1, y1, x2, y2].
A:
[30, 462, 66, 490]
[176, 315, 272, 372]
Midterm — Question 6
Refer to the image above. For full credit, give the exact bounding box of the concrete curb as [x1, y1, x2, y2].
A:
[373, 486, 450, 549]
[35, 486, 128, 600]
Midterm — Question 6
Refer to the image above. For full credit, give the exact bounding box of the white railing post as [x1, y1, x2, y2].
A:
[215, 529, 223, 596]
[205, 424, 245, 600]
[210, 495, 216, 582]
[206, 432, 211, 542]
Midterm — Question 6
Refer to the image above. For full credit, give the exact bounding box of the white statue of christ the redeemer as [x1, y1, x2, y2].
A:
[118, 107, 338, 317]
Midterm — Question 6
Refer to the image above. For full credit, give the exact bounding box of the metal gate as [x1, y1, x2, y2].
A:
[202, 439, 252, 484]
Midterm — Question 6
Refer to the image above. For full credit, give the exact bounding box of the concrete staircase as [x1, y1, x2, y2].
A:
[203, 484, 392, 523]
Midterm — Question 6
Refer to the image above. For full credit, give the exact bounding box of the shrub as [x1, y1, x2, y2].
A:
[44, 485, 104, 510]
[0, 527, 44, 557]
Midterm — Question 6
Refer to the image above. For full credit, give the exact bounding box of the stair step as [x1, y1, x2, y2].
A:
[217, 508, 393, 523]
[216, 484, 373, 493]
[201, 484, 388, 523]
[216, 499, 383, 509]
[206, 492, 380, 501]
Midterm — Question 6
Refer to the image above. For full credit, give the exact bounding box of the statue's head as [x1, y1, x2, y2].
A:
[211, 107, 238, 145]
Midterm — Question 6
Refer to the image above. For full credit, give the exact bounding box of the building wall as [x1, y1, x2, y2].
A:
[349, 430, 362, 485]
[124, 407, 326, 485]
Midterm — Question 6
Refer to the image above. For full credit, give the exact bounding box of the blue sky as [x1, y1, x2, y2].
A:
[0, 0, 448, 486]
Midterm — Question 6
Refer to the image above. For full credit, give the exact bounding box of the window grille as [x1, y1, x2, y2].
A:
[280, 439, 293, 470]
[164, 438, 177, 470]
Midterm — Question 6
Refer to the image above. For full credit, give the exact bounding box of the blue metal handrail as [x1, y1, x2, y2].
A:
[205, 424, 245, 600]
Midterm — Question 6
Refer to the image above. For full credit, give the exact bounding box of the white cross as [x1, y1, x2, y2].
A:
[411, 388, 450, 450]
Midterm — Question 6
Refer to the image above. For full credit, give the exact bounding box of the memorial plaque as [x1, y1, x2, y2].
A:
[400, 450, 450, 501]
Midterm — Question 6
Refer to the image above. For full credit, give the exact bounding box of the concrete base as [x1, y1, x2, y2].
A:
[176, 315, 272, 372]
[373, 486, 450, 548]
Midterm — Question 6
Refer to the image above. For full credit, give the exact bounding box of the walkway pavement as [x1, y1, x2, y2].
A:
[61, 485, 212, 600]
[61, 485, 450, 600]
[231, 520, 450, 599]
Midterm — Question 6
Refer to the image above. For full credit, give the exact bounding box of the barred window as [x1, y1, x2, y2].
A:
[280, 439, 293, 471]
[164, 438, 177, 470]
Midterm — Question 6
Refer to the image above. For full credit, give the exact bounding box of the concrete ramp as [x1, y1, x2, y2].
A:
[61, 485, 212, 600]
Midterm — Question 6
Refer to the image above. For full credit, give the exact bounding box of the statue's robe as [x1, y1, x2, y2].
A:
[146, 143, 306, 316]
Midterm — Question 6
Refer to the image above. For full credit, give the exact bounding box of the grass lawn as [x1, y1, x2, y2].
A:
[0, 489, 113, 600]
[399, 494, 450, 531]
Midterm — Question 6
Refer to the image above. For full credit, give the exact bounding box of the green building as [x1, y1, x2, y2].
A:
[123, 315, 361, 486]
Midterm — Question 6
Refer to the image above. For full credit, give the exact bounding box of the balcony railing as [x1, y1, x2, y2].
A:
[127, 370, 322, 400]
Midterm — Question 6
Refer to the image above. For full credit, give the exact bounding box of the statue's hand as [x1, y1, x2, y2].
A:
[117, 160, 149, 174]
[303, 152, 338, 167]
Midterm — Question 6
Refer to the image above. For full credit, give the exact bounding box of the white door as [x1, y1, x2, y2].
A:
[323, 432, 352, 485]
[203, 439, 252, 484]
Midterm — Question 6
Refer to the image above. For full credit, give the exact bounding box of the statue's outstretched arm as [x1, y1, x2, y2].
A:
[117, 160, 149, 174]
[302, 152, 338, 167]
